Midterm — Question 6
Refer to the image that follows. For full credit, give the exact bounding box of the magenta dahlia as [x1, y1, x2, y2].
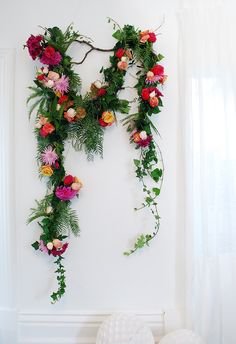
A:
[51, 243, 69, 257]
[40, 46, 62, 66]
[55, 186, 77, 201]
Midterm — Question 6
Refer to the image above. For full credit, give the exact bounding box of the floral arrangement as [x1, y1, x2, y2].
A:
[25, 21, 166, 303]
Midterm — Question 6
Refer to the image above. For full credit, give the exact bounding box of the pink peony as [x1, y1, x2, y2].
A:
[53, 75, 69, 94]
[41, 146, 58, 166]
[40, 46, 62, 66]
[51, 242, 69, 257]
[55, 186, 77, 201]
[26, 35, 43, 60]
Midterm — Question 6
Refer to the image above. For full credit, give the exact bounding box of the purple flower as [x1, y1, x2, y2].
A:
[39, 240, 48, 254]
[55, 186, 77, 201]
[53, 75, 69, 95]
[41, 146, 58, 166]
[40, 46, 62, 66]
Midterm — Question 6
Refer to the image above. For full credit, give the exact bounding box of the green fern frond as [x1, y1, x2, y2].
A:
[53, 203, 80, 237]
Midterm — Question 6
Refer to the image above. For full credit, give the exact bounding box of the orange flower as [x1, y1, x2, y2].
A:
[132, 132, 141, 143]
[117, 60, 128, 71]
[102, 111, 115, 125]
[76, 107, 86, 119]
[140, 30, 150, 43]
[149, 97, 159, 108]
[41, 165, 53, 177]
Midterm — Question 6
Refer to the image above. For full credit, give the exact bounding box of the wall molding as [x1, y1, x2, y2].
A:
[18, 311, 165, 344]
[0, 48, 16, 344]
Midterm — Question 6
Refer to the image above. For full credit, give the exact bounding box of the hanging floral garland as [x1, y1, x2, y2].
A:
[25, 21, 167, 303]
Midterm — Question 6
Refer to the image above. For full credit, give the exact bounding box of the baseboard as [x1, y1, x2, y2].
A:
[18, 311, 165, 344]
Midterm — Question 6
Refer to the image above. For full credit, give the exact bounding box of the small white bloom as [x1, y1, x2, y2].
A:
[149, 91, 156, 98]
[67, 108, 76, 118]
[45, 79, 54, 88]
[46, 206, 53, 214]
[43, 66, 49, 74]
[139, 131, 147, 140]
[56, 104, 61, 111]
[121, 56, 129, 62]
[94, 80, 102, 89]
[35, 122, 42, 129]
[46, 242, 53, 250]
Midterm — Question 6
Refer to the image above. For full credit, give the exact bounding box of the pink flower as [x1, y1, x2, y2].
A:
[41, 146, 58, 166]
[39, 240, 48, 254]
[55, 186, 78, 201]
[53, 75, 69, 94]
[26, 35, 43, 60]
[40, 46, 62, 66]
[51, 242, 69, 257]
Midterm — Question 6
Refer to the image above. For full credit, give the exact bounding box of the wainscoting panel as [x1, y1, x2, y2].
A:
[18, 311, 165, 344]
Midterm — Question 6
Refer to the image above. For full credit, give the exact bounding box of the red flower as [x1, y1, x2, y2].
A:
[26, 35, 43, 60]
[97, 88, 107, 97]
[151, 64, 164, 76]
[141, 88, 150, 100]
[40, 123, 55, 137]
[54, 161, 60, 169]
[148, 32, 157, 43]
[58, 95, 68, 104]
[64, 175, 74, 186]
[115, 48, 125, 59]
[40, 46, 62, 66]
[99, 118, 108, 127]
[37, 74, 45, 81]
[51, 242, 69, 257]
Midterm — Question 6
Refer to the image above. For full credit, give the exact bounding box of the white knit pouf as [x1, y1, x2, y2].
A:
[159, 329, 205, 344]
[96, 313, 155, 344]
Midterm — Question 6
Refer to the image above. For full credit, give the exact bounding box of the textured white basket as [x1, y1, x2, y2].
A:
[159, 329, 205, 344]
[96, 313, 155, 344]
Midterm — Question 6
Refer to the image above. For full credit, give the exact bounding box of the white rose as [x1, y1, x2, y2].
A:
[121, 56, 129, 62]
[67, 108, 76, 118]
[46, 206, 53, 214]
[149, 91, 156, 98]
[43, 66, 49, 74]
[35, 122, 42, 129]
[94, 80, 102, 89]
[139, 131, 147, 140]
[45, 80, 54, 88]
[56, 104, 61, 111]
[46, 242, 53, 250]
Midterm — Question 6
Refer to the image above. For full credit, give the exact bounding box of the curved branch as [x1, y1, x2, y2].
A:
[72, 40, 114, 65]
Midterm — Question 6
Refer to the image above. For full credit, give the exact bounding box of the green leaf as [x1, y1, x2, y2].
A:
[157, 53, 164, 61]
[150, 168, 162, 182]
[32, 241, 39, 250]
[133, 159, 140, 167]
[152, 187, 160, 196]
[112, 30, 123, 41]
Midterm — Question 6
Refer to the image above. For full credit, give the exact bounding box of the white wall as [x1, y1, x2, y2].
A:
[0, 0, 184, 342]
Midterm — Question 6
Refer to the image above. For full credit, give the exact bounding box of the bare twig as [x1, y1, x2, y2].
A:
[72, 40, 114, 65]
